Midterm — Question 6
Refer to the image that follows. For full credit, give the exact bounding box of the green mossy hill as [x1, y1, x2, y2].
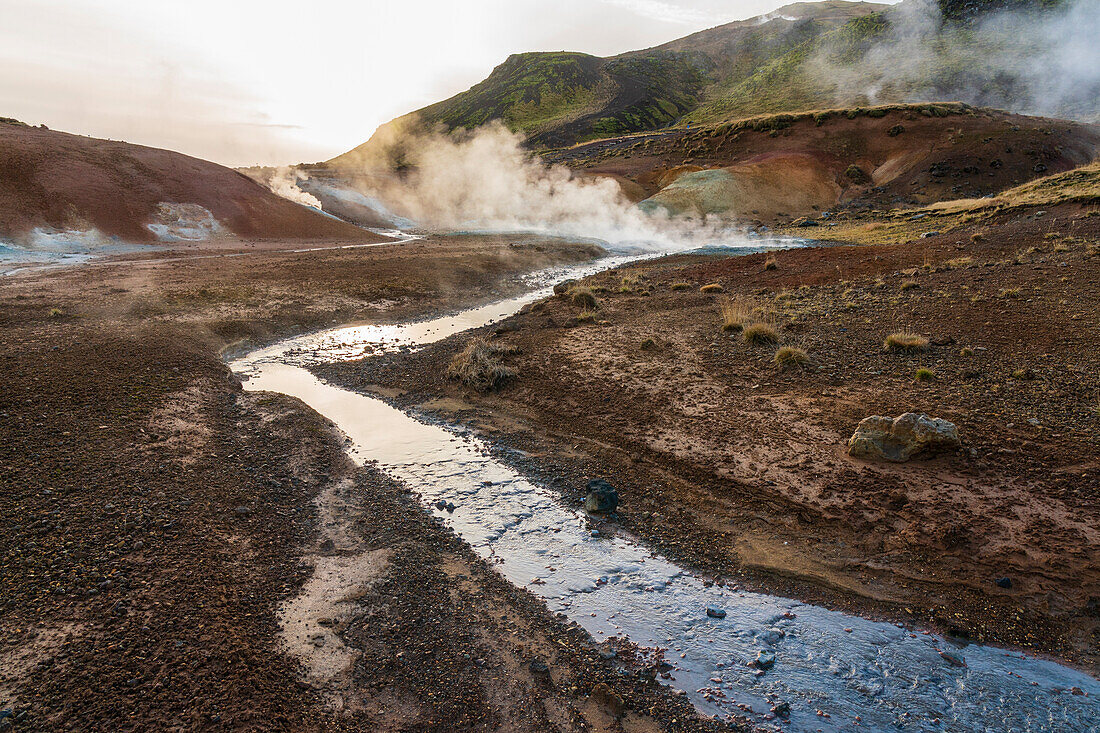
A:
[684, 0, 1089, 126]
[333, 1, 883, 158]
[334, 0, 1093, 160]
[938, 0, 1067, 21]
[425, 52, 606, 134]
[684, 12, 892, 124]
[411, 50, 711, 148]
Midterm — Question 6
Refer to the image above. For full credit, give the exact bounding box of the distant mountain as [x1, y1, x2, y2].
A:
[332, 0, 1097, 164]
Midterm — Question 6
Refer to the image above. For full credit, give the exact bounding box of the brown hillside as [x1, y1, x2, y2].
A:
[547, 103, 1100, 222]
[0, 122, 374, 244]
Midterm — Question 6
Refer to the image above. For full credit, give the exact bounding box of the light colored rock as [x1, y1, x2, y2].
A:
[847, 412, 960, 462]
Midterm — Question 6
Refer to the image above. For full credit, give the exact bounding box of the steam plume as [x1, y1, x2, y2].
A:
[814, 0, 1100, 122]
[329, 122, 750, 252]
[265, 166, 324, 210]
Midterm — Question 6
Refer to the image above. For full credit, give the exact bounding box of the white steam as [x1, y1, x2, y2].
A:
[266, 166, 325, 210]
[334, 122, 751, 252]
[815, 0, 1100, 122]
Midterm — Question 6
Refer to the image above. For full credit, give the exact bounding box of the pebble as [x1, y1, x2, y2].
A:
[761, 628, 785, 645]
[706, 606, 726, 619]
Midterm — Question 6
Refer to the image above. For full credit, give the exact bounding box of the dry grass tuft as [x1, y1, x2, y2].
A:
[946, 257, 973, 268]
[719, 298, 753, 333]
[999, 287, 1020, 298]
[901, 280, 921, 291]
[774, 346, 808, 368]
[700, 283, 724, 294]
[764, 256, 778, 271]
[568, 286, 599, 309]
[447, 338, 517, 392]
[915, 367, 936, 382]
[743, 322, 779, 345]
[884, 332, 929, 352]
[670, 282, 692, 291]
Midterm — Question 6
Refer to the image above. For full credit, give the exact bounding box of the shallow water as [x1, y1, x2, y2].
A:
[230, 250, 1100, 732]
[0, 232, 152, 275]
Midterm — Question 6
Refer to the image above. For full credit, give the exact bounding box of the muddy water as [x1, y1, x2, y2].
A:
[230, 252, 1100, 732]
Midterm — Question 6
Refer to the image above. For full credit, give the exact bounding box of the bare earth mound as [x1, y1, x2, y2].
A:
[0, 121, 374, 244]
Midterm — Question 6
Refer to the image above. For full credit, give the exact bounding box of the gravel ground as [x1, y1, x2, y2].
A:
[315, 203, 1100, 673]
[0, 234, 728, 731]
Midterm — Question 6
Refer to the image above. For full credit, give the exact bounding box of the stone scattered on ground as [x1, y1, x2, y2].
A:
[584, 478, 619, 513]
[847, 412, 960, 462]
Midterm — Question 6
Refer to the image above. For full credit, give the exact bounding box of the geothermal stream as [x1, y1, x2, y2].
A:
[229, 250, 1100, 732]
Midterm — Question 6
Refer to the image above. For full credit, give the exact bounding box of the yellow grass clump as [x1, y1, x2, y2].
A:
[743, 322, 779, 345]
[568, 286, 598, 309]
[719, 298, 753, 333]
[448, 338, 517, 392]
[884, 332, 929, 352]
[774, 346, 808, 368]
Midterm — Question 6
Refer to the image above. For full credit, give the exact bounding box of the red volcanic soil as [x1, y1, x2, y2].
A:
[550, 104, 1100, 221]
[0, 121, 375, 244]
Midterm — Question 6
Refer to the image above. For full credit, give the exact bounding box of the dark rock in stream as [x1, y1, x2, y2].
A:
[751, 651, 776, 670]
[706, 606, 727, 619]
[584, 479, 619, 514]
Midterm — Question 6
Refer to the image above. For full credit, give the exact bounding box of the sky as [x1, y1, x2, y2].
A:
[0, 0, 846, 167]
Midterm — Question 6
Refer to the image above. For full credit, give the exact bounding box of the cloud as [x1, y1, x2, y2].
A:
[597, 0, 724, 26]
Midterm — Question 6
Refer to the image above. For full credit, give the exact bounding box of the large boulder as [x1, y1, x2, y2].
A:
[584, 479, 619, 513]
[847, 413, 960, 462]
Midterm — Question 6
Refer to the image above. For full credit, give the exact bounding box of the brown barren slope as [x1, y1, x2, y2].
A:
[549, 104, 1100, 222]
[0, 121, 376, 244]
